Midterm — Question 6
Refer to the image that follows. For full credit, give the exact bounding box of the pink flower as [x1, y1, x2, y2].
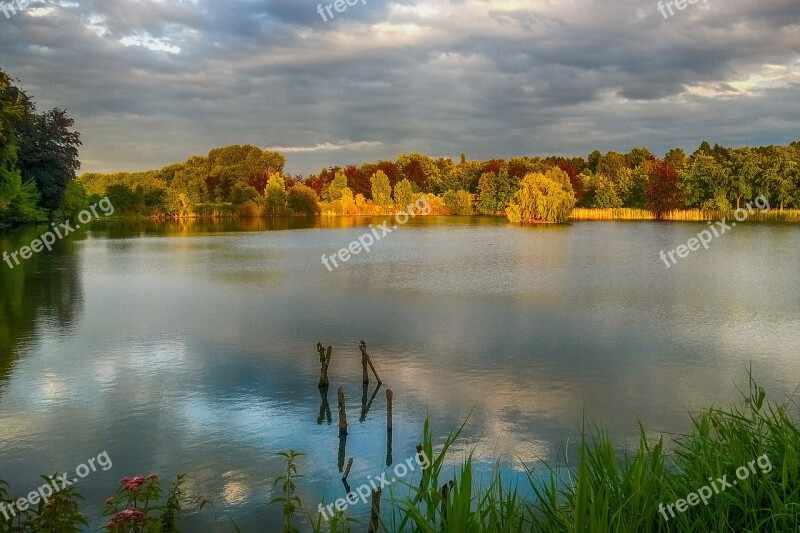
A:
[120, 476, 147, 491]
[110, 508, 148, 524]
[105, 498, 115, 506]
[146, 473, 158, 481]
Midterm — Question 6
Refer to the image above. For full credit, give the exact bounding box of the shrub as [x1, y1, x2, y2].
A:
[507, 168, 576, 223]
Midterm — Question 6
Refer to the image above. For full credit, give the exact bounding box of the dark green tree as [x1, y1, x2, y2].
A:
[17, 107, 82, 212]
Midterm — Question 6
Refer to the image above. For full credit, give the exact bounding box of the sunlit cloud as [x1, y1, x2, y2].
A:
[263, 141, 383, 153]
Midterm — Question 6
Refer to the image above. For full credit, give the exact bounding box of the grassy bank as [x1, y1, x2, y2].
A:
[303, 375, 800, 532]
[570, 207, 800, 222]
[2, 376, 798, 531]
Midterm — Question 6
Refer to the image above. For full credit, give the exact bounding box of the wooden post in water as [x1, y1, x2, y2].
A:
[319, 345, 332, 388]
[342, 457, 353, 481]
[361, 344, 369, 384]
[317, 342, 326, 367]
[368, 488, 382, 533]
[338, 433, 347, 473]
[338, 386, 348, 436]
[386, 389, 393, 430]
[342, 457, 353, 482]
[359, 341, 382, 384]
[360, 382, 381, 422]
[317, 385, 331, 425]
[386, 427, 393, 467]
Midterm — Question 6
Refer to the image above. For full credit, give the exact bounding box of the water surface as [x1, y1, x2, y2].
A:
[1, 217, 798, 529]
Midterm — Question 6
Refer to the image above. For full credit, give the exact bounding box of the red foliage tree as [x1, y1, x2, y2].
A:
[482, 159, 505, 175]
[306, 167, 339, 196]
[247, 171, 270, 194]
[557, 161, 584, 204]
[361, 161, 400, 188]
[645, 161, 685, 219]
[400, 159, 428, 191]
[344, 165, 370, 198]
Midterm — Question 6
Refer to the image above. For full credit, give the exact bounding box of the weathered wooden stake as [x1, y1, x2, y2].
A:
[318, 345, 332, 388]
[360, 382, 381, 421]
[368, 488, 382, 533]
[317, 342, 326, 366]
[386, 427, 393, 467]
[342, 457, 353, 482]
[359, 341, 382, 384]
[361, 344, 369, 384]
[338, 433, 347, 473]
[386, 389, 393, 430]
[317, 385, 331, 425]
[338, 386, 348, 435]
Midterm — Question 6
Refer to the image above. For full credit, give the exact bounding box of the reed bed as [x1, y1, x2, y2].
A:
[570, 208, 800, 222]
[381, 374, 800, 532]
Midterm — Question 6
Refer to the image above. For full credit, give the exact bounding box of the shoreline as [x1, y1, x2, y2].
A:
[3, 208, 800, 232]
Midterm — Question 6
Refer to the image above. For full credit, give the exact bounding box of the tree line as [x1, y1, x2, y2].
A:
[77, 141, 800, 224]
[2, 67, 799, 226]
[0, 69, 83, 227]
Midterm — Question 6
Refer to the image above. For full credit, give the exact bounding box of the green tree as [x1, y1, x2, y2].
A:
[477, 168, 518, 214]
[582, 172, 622, 208]
[396, 153, 441, 191]
[264, 172, 287, 215]
[587, 150, 602, 173]
[507, 169, 575, 223]
[725, 148, 758, 210]
[53, 180, 87, 220]
[0, 69, 45, 225]
[664, 148, 688, 172]
[323, 169, 347, 201]
[760, 146, 798, 210]
[685, 152, 726, 207]
[624, 147, 653, 168]
[477, 172, 498, 214]
[370, 170, 392, 208]
[17, 107, 82, 212]
[393, 178, 413, 208]
[287, 183, 319, 215]
[230, 185, 259, 205]
[442, 189, 475, 215]
[165, 190, 192, 217]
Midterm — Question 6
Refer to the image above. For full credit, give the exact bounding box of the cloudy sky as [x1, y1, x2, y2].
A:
[1, 0, 799, 176]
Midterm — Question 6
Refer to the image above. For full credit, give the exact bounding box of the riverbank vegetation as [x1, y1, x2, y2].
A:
[1, 376, 797, 531]
[0, 70, 83, 228]
[3, 67, 800, 227]
[76, 141, 800, 225]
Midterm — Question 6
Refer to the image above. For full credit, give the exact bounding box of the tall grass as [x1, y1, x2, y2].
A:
[570, 208, 800, 222]
[378, 374, 800, 532]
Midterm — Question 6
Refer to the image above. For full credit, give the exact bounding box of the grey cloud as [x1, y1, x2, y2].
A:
[0, 0, 797, 176]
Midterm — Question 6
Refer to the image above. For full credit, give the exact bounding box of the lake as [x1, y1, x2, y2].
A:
[1, 216, 798, 530]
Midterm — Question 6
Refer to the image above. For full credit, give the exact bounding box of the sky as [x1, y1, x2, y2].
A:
[1, 0, 799, 176]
